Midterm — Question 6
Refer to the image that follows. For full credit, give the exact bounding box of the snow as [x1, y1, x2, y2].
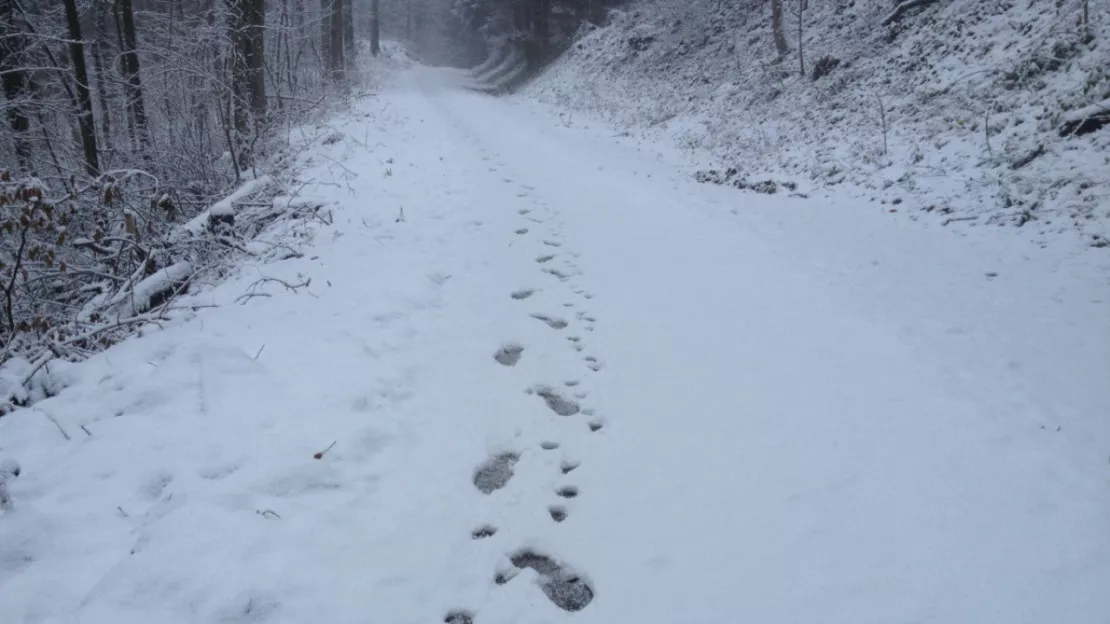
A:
[521, 0, 1110, 247]
[2, 56, 1109, 624]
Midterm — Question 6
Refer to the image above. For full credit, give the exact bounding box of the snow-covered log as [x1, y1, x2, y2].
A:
[882, 0, 940, 26]
[104, 261, 193, 318]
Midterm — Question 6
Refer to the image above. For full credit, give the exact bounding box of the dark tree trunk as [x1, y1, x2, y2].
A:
[115, 0, 149, 153]
[370, 0, 380, 56]
[0, 0, 31, 168]
[771, 0, 790, 58]
[91, 3, 113, 157]
[328, 0, 345, 79]
[63, 0, 101, 177]
[246, 0, 266, 119]
[229, 0, 266, 166]
[343, 0, 355, 59]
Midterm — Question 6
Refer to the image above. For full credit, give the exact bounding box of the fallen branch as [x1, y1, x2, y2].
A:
[882, 0, 939, 26]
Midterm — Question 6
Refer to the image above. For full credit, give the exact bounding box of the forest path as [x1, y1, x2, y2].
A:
[401, 65, 1110, 623]
[1, 65, 1107, 624]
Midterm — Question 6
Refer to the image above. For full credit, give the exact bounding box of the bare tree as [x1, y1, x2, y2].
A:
[115, 0, 150, 153]
[63, 0, 101, 176]
[771, 0, 790, 59]
[371, 0, 381, 56]
[327, 0, 345, 78]
[0, 0, 31, 167]
[344, 0, 355, 58]
[794, 0, 807, 76]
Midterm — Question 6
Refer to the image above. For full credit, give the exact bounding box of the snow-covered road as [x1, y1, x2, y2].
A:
[2, 66, 1109, 624]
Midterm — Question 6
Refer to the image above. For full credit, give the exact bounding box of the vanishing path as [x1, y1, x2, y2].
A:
[2, 65, 1107, 624]
[401, 67, 1110, 623]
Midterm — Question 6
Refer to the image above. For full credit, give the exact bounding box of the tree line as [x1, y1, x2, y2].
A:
[0, 0, 385, 380]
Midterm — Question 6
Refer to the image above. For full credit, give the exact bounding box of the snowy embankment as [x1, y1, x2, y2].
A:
[1, 56, 1109, 624]
[522, 0, 1110, 249]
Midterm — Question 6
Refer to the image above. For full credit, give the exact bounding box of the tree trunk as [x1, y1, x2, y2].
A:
[370, 0, 380, 56]
[115, 0, 150, 154]
[63, 0, 101, 177]
[329, 0, 345, 78]
[343, 0, 355, 59]
[797, 0, 806, 76]
[0, 0, 31, 168]
[91, 3, 113, 157]
[771, 0, 789, 58]
[246, 0, 266, 120]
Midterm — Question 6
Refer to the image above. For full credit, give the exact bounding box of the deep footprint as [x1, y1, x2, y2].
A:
[472, 525, 498, 539]
[511, 289, 535, 300]
[507, 550, 594, 612]
[535, 386, 580, 416]
[531, 314, 568, 330]
[474, 453, 519, 494]
[549, 506, 568, 523]
[560, 460, 580, 474]
[556, 486, 579, 499]
[444, 610, 474, 624]
[494, 344, 523, 367]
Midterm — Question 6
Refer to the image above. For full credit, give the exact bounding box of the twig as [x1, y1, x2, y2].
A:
[314, 440, 337, 460]
[81, 424, 92, 436]
[253, 344, 266, 360]
[40, 409, 71, 440]
[942, 216, 979, 225]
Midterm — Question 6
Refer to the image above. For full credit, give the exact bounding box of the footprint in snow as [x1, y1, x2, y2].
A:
[511, 289, 535, 300]
[444, 610, 474, 624]
[588, 420, 604, 432]
[556, 486, 579, 499]
[534, 386, 580, 416]
[472, 525, 498, 539]
[543, 240, 562, 247]
[530, 314, 568, 330]
[474, 453, 519, 494]
[560, 460, 580, 474]
[535, 255, 556, 263]
[496, 550, 594, 612]
[494, 344, 523, 367]
[549, 506, 568, 523]
[515, 228, 529, 235]
[544, 268, 572, 281]
[540, 441, 560, 450]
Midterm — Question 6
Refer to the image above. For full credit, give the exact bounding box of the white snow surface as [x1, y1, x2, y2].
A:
[2, 59, 1109, 624]
[522, 0, 1110, 248]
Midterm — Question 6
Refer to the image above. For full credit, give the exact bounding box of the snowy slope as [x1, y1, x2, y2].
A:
[2, 58, 1109, 624]
[523, 0, 1110, 248]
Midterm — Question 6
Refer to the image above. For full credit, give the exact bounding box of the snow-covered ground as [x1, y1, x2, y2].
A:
[2, 58, 1109, 624]
[523, 0, 1110, 249]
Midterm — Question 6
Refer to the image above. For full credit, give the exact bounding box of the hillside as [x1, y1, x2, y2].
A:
[522, 0, 1110, 248]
